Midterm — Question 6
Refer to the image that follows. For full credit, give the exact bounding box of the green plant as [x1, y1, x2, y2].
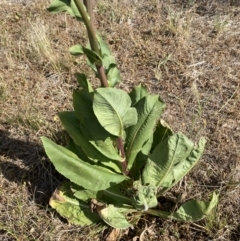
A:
[41, 0, 218, 229]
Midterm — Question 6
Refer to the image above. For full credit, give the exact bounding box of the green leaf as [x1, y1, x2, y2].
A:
[70, 183, 98, 202]
[47, 0, 82, 21]
[142, 133, 194, 190]
[106, 65, 121, 87]
[59, 111, 97, 163]
[71, 182, 132, 206]
[99, 183, 133, 206]
[125, 95, 165, 172]
[70, 45, 102, 65]
[159, 136, 206, 194]
[70, 44, 84, 55]
[85, 41, 97, 73]
[103, 57, 117, 71]
[66, 137, 92, 164]
[97, 34, 113, 60]
[93, 88, 138, 137]
[59, 111, 121, 172]
[97, 205, 133, 229]
[73, 90, 122, 162]
[131, 136, 153, 180]
[75, 73, 93, 92]
[172, 193, 219, 221]
[97, 34, 117, 67]
[129, 84, 149, 106]
[131, 181, 158, 211]
[81, 36, 121, 87]
[151, 119, 173, 152]
[41, 137, 127, 191]
[146, 193, 218, 221]
[96, 34, 121, 87]
[49, 182, 100, 225]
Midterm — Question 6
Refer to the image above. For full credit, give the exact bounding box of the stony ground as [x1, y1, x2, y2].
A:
[0, 0, 239, 240]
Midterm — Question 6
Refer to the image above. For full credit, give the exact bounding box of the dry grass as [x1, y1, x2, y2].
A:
[0, 0, 239, 240]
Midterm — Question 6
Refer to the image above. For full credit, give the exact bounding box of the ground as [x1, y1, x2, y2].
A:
[0, 0, 239, 240]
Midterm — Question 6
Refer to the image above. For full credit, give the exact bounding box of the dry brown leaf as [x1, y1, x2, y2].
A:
[106, 228, 121, 241]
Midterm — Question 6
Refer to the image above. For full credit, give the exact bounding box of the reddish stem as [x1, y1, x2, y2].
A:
[117, 137, 129, 176]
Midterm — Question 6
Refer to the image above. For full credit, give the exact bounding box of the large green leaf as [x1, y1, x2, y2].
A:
[146, 192, 218, 221]
[93, 88, 138, 137]
[41, 137, 127, 191]
[97, 205, 133, 229]
[49, 182, 100, 225]
[73, 90, 122, 162]
[125, 95, 165, 172]
[159, 136, 206, 194]
[59, 111, 121, 172]
[129, 84, 149, 106]
[142, 133, 194, 189]
[151, 119, 173, 152]
[47, 0, 82, 21]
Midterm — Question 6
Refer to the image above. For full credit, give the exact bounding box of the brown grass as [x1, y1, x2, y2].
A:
[0, 0, 239, 240]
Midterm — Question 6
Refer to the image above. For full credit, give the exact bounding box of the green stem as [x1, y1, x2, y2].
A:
[83, 0, 93, 20]
[145, 209, 171, 219]
[74, 0, 108, 87]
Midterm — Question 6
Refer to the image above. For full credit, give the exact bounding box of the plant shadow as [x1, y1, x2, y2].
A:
[0, 129, 66, 206]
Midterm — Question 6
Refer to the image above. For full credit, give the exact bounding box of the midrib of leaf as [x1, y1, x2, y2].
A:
[126, 100, 158, 166]
[67, 199, 79, 205]
[155, 135, 181, 188]
[103, 189, 132, 203]
[101, 93, 124, 137]
[126, 117, 146, 158]
[66, 198, 89, 208]
[160, 137, 206, 194]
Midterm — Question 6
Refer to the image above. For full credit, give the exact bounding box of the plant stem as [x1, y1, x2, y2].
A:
[74, 0, 108, 87]
[117, 137, 129, 176]
[83, 0, 93, 19]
